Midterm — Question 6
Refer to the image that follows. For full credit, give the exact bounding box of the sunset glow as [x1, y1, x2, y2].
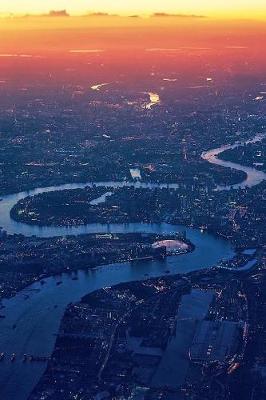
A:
[0, 0, 266, 19]
[0, 0, 265, 398]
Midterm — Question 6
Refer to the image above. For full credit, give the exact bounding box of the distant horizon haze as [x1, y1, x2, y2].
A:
[0, 0, 266, 20]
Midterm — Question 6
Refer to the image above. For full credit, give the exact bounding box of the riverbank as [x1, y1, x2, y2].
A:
[0, 231, 194, 302]
[0, 241, 234, 400]
[0, 135, 263, 399]
[218, 136, 265, 173]
[28, 266, 248, 400]
[0, 217, 234, 400]
[0, 133, 264, 202]
[201, 133, 266, 189]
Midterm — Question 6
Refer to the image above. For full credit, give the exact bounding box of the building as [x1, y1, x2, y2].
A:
[189, 320, 240, 363]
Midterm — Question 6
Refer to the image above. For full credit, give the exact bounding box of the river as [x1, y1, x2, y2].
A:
[0, 226, 233, 400]
[144, 92, 160, 109]
[0, 135, 264, 399]
[201, 133, 266, 189]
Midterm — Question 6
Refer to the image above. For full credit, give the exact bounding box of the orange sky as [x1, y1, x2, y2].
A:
[0, 1, 265, 62]
[0, 3, 265, 97]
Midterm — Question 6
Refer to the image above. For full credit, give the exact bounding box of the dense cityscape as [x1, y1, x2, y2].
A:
[0, 7, 265, 400]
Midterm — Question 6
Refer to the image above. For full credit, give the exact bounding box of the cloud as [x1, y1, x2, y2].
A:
[87, 12, 112, 16]
[152, 12, 206, 18]
[48, 10, 69, 17]
[84, 12, 119, 17]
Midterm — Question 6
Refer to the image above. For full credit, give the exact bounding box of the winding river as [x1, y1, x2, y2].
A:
[202, 133, 266, 189]
[0, 135, 265, 400]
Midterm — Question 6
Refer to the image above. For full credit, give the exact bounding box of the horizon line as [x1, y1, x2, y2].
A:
[0, 11, 265, 21]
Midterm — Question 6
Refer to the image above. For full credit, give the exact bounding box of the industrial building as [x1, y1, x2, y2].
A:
[189, 320, 240, 363]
